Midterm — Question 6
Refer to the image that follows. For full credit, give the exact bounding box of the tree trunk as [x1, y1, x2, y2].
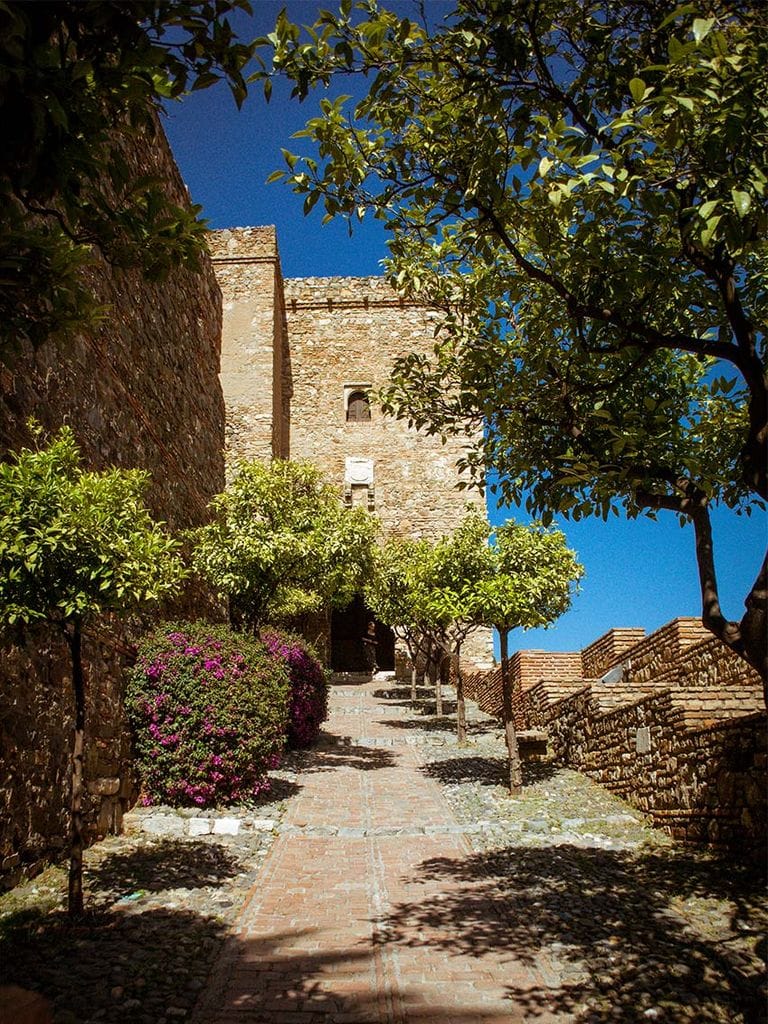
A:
[740, 552, 767, 699]
[410, 664, 418, 704]
[690, 504, 768, 696]
[66, 619, 86, 916]
[455, 642, 467, 744]
[499, 629, 522, 795]
[431, 645, 443, 718]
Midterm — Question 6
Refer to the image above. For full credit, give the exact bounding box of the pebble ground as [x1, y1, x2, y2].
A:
[0, 674, 765, 1023]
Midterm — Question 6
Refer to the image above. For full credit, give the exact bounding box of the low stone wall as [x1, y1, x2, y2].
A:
[0, 624, 136, 888]
[518, 683, 767, 852]
[467, 616, 767, 854]
[673, 636, 763, 689]
[620, 618, 711, 686]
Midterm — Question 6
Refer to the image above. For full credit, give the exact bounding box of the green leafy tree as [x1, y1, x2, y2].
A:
[193, 459, 377, 629]
[475, 521, 584, 793]
[0, 424, 187, 913]
[260, 1, 768, 691]
[0, 1, 255, 350]
[414, 510, 493, 740]
[365, 534, 438, 702]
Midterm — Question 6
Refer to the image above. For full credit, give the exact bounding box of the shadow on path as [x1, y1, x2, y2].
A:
[0, 904, 230, 1022]
[423, 756, 559, 788]
[378, 843, 767, 1023]
[304, 739, 398, 772]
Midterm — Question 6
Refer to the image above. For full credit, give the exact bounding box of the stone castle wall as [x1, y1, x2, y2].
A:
[281, 274, 485, 538]
[211, 228, 494, 668]
[208, 227, 288, 465]
[0, 124, 225, 888]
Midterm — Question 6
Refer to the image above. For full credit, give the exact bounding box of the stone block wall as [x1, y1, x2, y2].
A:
[531, 686, 766, 850]
[208, 227, 289, 465]
[673, 636, 763, 689]
[281, 274, 486, 540]
[468, 617, 766, 853]
[620, 617, 712, 686]
[0, 122, 226, 889]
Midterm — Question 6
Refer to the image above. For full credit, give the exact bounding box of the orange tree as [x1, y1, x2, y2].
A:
[0, 425, 187, 913]
[475, 521, 583, 794]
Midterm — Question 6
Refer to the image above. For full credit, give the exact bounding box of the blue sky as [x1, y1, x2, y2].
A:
[161, 0, 766, 656]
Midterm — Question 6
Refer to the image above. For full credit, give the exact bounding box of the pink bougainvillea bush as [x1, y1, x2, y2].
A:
[126, 622, 290, 807]
[260, 629, 329, 749]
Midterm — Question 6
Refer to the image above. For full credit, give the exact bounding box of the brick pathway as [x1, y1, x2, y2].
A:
[194, 676, 563, 1024]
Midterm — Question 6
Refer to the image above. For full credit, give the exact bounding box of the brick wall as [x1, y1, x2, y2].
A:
[0, 123, 226, 888]
[581, 627, 646, 678]
[510, 649, 584, 689]
[465, 665, 504, 717]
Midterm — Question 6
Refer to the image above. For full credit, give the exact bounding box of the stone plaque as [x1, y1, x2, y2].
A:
[345, 457, 374, 486]
[635, 726, 652, 754]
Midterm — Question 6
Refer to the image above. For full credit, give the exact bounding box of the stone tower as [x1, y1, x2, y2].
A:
[209, 226, 494, 669]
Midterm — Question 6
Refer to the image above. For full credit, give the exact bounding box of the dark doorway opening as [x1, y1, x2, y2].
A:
[331, 594, 395, 672]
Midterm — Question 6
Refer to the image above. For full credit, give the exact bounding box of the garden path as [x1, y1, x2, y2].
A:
[193, 672, 559, 1023]
[2, 674, 764, 1023]
[191, 671, 614, 1024]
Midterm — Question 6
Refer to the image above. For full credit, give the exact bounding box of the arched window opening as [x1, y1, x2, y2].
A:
[346, 390, 371, 422]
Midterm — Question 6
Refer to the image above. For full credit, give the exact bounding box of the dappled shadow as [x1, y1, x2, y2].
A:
[423, 756, 560, 788]
[0, 904, 230, 1023]
[380, 716, 492, 737]
[302, 739, 398, 772]
[88, 838, 242, 895]
[376, 715, 459, 734]
[372, 686, 440, 703]
[377, 843, 767, 1022]
[259, 775, 303, 803]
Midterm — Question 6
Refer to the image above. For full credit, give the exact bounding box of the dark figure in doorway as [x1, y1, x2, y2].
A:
[362, 620, 378, 675]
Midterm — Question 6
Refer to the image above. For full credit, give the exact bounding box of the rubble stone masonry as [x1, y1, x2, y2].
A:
[0, 124, 225, 888]
[467, 618, 766, 853]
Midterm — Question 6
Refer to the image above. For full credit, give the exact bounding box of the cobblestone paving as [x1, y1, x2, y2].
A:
[0, 675, 765, 1024]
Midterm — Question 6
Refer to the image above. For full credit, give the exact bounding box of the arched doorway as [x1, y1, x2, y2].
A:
[330, 594, 395, 672]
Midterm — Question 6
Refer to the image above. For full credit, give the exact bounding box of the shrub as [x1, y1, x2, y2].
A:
[126, 622, 290, 807]
[261, 629, 328, 749]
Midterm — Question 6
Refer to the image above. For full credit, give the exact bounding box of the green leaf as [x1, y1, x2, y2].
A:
[629, 78, 646, 104]
[692, 17, 715, 43]
[731, 189, 751, 217]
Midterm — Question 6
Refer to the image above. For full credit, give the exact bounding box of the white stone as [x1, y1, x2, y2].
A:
[140, 814, 185, 836]
[212, 817, 241, 835]
[188, 818, 212, 836]
[249, 819, 276, 831]
[635, 726, 652, 753]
